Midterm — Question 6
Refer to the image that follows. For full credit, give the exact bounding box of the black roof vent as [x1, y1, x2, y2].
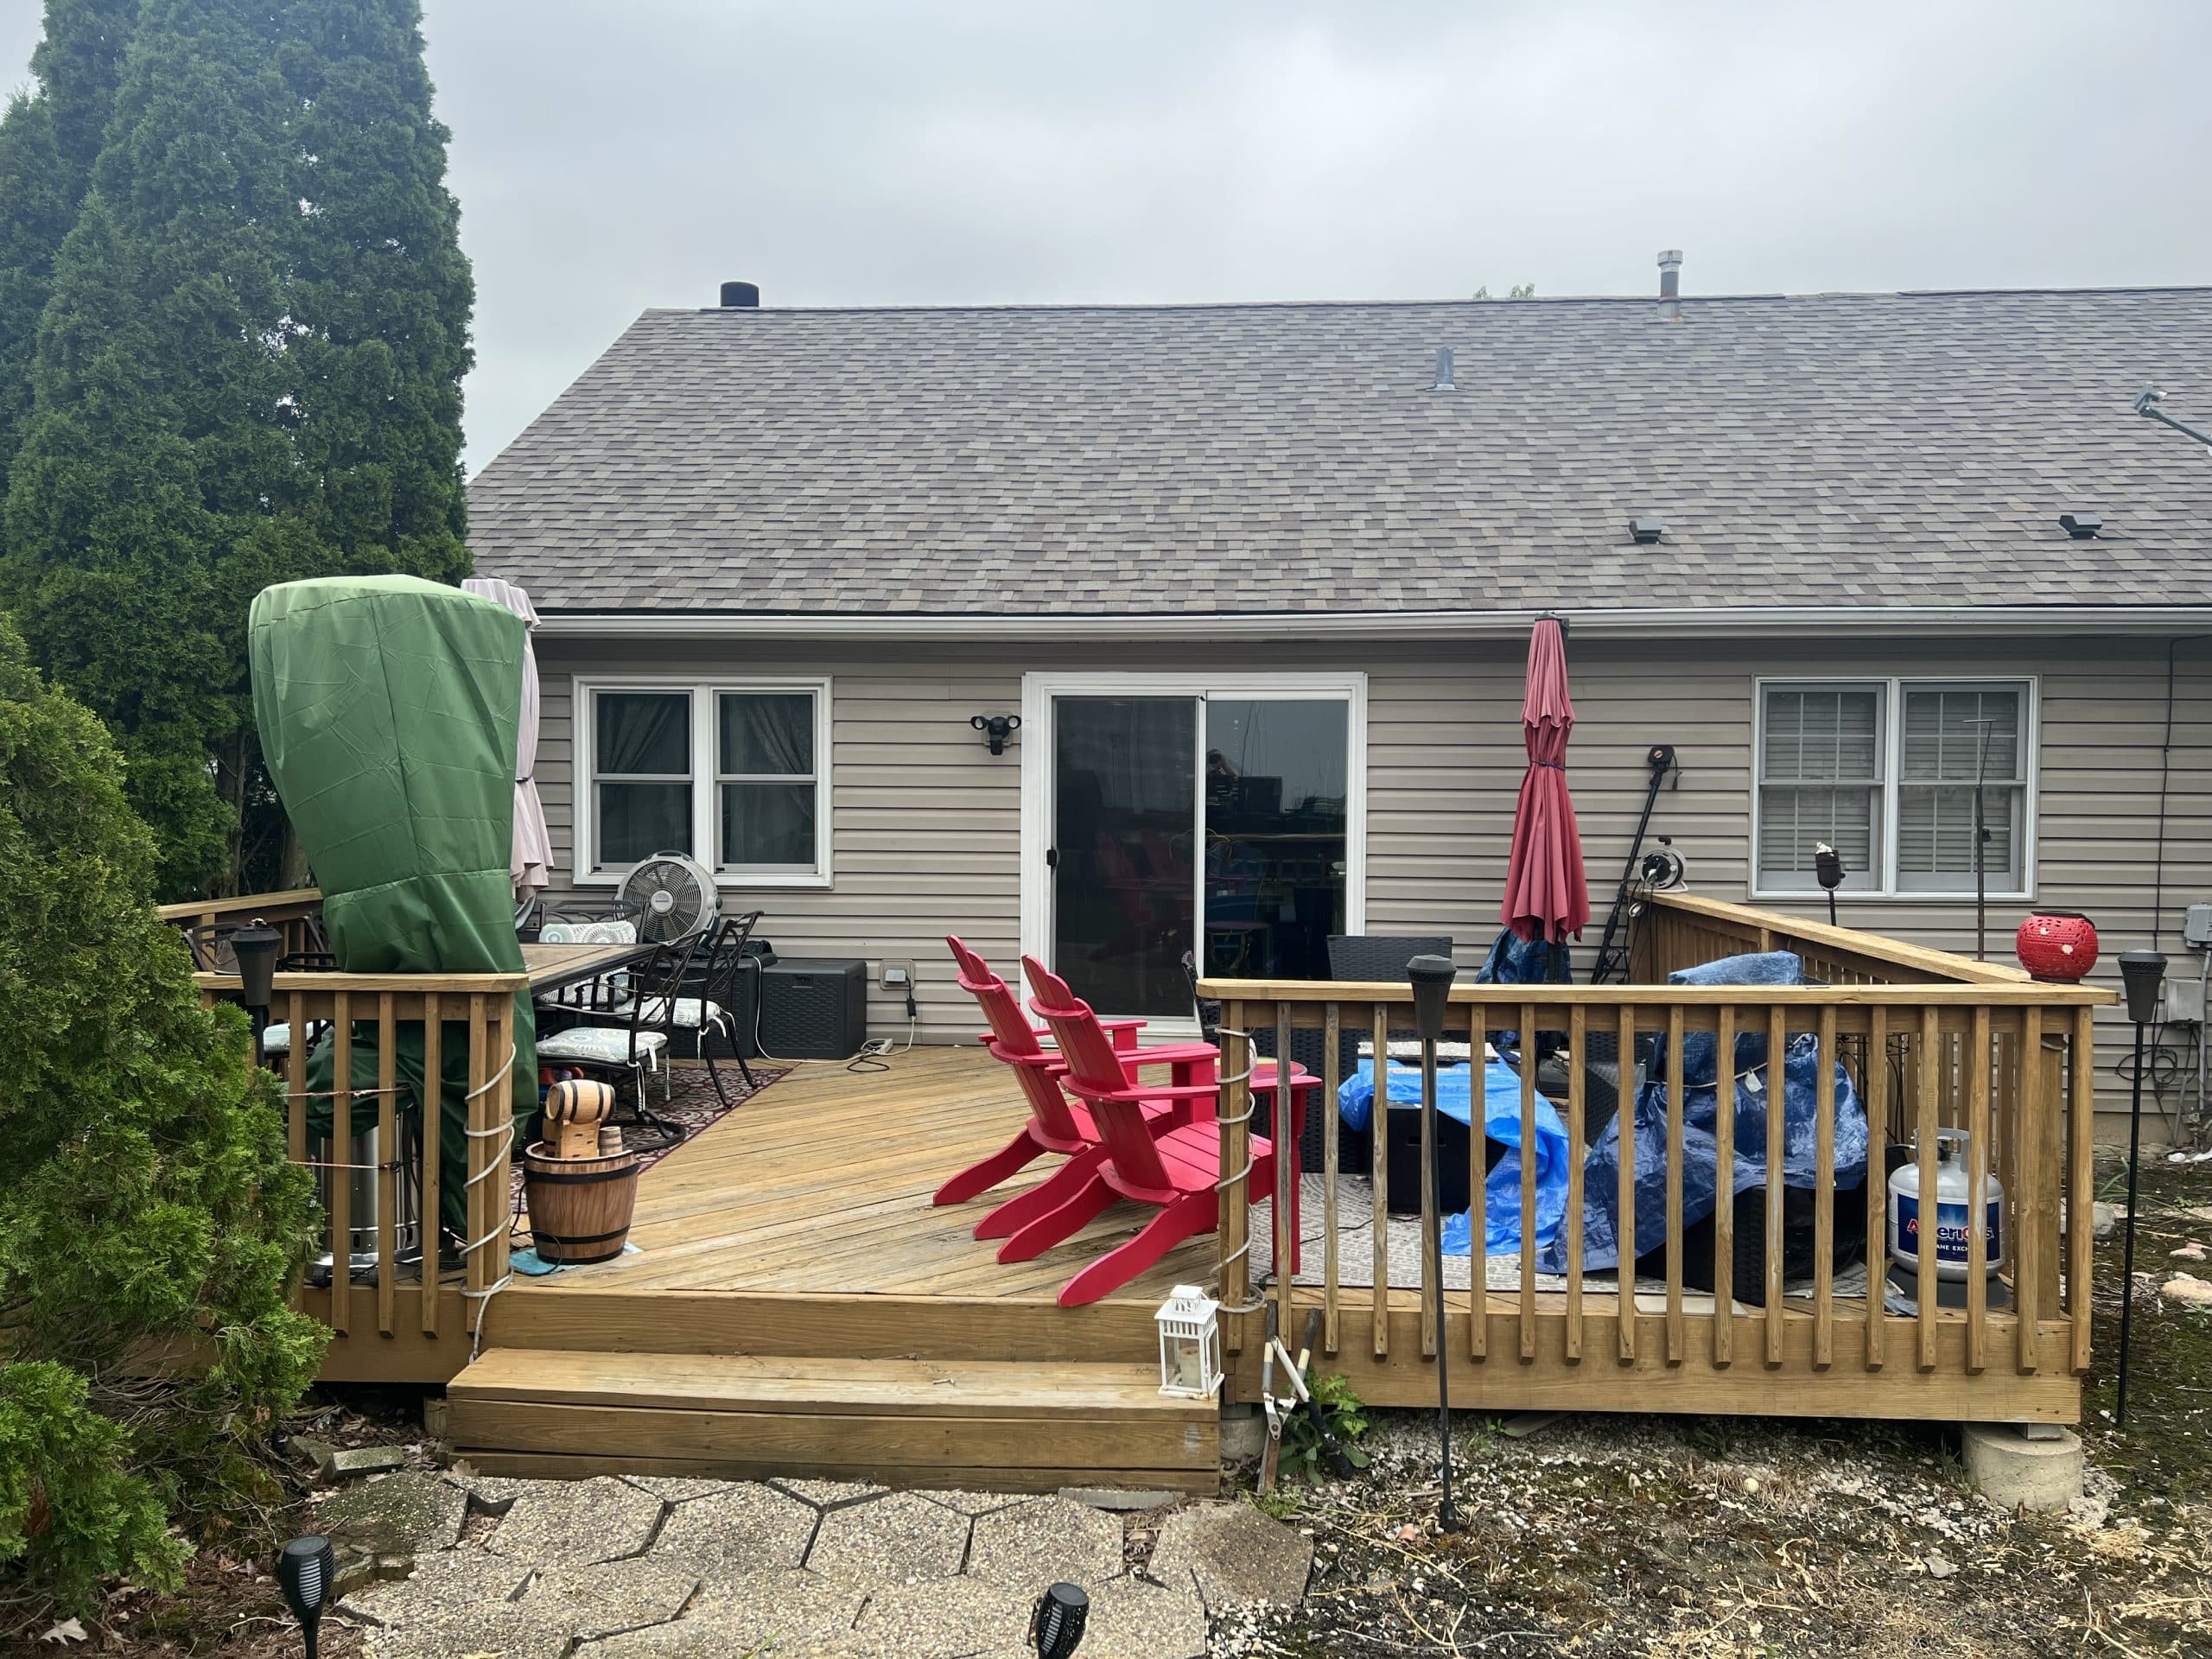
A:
[1432, 347, 1456, 391]
[1630, 517, 1666, 544]
[719, 281, 760, 309]
[2059, 512, 2102, 539]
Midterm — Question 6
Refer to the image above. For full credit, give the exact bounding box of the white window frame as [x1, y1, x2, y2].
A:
[572, 674, 833, 889]
[1017, 671, 1368, 1003]
[1751, 675, 2037, 902]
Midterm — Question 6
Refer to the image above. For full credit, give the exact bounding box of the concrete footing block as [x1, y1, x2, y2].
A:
[1219, 1403, 1265, 1462]
[1962, 1422, 2083, 1512]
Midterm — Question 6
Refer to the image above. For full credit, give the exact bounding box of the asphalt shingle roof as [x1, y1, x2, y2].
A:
[467, 287, 2212, 616]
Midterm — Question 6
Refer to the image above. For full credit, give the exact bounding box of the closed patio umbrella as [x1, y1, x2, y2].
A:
[1499, 615, 1589, 973]
[461, 576, 553, 898]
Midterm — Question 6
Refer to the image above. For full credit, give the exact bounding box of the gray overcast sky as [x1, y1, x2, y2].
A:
[5, 1, 2210, 473]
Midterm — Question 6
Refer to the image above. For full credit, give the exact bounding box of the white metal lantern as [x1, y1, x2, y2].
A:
[1156, 1285, 1222, 1398]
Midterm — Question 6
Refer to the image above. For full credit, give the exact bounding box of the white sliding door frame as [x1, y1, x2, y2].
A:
[1018, 671, 1368, 1013]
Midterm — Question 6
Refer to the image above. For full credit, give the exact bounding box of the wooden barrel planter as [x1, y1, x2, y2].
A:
[523, 1143, 641, 1264]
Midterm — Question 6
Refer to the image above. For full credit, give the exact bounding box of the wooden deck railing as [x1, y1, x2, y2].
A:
[1201, 892, 2110, 1419]
[192, 966, 523, 1346]
[160, 887, 326, 958]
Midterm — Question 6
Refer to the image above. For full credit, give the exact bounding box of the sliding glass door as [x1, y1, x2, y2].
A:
[1028, 676, 1363, 1019]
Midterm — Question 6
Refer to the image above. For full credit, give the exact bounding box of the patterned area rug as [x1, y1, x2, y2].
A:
[507, 1061, 786, 1207]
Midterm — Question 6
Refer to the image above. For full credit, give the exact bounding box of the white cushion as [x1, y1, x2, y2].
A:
[541, 919, 638, 945]
[612, 996, 728, 1032]
[261, 1021, 291, 1055]
[537, 1026, 669, 1065]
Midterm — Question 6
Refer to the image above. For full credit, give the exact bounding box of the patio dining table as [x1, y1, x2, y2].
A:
[521, 938, 658, 995]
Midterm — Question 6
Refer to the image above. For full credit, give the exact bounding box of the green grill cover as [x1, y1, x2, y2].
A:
[250, 575, 537, 1236]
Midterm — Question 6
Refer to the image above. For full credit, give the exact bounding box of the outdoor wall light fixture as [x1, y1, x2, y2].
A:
[1031, 1582, 1090, 1657]
[2058, 512, 2103, 539]
[1630, 517, 1665, 543]
[970, 713, 1021, 755]
[276, 1535, 335, 1659]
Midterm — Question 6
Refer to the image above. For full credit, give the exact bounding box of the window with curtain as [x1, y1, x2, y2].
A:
[582, 681, 830, 880]
[718, 692, 818, 872]
[593, 690, 693, 868]
[1757, 679, 2033, 896]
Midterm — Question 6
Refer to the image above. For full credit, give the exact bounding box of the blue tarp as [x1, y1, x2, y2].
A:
[1540, 950, 1869, 1273]
[1339, 1059, 1573, 1256]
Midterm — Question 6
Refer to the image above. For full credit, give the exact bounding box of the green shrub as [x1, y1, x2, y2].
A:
[0, 614, 326, 1618]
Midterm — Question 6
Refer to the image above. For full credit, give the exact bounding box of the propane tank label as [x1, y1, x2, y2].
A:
[1896, 1194, 2002, 1270]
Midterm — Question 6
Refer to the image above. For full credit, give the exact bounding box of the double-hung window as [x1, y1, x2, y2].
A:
[579, 678, 831, 886]
[1754, 678, 2032, 898]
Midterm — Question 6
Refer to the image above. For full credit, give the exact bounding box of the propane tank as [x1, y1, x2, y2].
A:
[1887, 1128, 2005, 1281]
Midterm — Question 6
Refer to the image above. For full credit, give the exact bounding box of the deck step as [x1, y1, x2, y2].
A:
[447, 1348, 1220, 1494]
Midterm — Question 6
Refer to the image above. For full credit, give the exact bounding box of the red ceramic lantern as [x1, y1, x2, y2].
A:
[2016, 910, 2099, 982]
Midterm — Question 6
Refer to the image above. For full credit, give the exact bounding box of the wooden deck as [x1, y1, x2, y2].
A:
[533, 1046, 1218, 1300]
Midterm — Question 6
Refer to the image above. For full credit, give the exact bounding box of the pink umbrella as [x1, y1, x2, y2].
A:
[1500, 616, 1589, 957]
[461, 576, 553, 897]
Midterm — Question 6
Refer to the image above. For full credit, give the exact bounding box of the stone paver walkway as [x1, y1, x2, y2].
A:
[331, 1473, 1310, 1659]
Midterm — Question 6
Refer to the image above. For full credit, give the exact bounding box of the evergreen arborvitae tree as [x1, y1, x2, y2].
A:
[0, 0, 139, 505]
[276, 0, 474, 569]
[1, 0, 472, 896]
[0, 613, 326, 1617]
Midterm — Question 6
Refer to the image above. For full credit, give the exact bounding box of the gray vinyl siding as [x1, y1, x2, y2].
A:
[533, 633, 2212, 1134]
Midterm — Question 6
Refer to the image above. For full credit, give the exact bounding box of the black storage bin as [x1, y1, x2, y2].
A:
[758, 958, 868, 1060]
[1640, 1181, 1869, 1306]
[1379, 1105, 1507, 1216]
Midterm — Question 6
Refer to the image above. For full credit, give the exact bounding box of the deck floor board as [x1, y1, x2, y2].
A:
[524, 1046, 1217, 1304]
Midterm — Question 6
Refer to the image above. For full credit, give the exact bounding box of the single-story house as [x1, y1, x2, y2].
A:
[467, 270, 2212, 1133]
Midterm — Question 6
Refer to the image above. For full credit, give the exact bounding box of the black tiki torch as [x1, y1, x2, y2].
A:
[1407, 952, 1463, 1535]
[2117, 949, 2166, 1429]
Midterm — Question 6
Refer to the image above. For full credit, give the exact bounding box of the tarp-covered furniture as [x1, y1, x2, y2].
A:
[250, 575, 538, 1239]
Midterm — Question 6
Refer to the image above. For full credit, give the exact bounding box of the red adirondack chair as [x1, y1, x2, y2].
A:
[1007, 954, 1302, 1307]
[935, 937, 1307, 1244]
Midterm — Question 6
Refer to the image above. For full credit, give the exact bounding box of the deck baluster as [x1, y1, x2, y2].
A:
[1323, 1001, 1341, 1356]
[1565, 1006, 1586, 1363]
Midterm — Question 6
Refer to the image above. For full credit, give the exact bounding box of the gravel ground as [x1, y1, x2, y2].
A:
[1221, 1154, 2212, 1659]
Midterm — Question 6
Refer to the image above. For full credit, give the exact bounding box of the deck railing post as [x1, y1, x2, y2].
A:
[1217, 1006, 1254, 1357]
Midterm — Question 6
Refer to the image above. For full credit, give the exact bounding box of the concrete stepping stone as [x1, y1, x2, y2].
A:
[620, 1475, 734, 1503]
[918, 1488, 1026, 1517]
[318, 1471, 467, 1559]
[772, 1477, 887, 1510]
[1081, 1574, 1210, 1659]
[806, 1491, 969, 1584]
[590, 1570, 865, 1656]
[1147, 1500, 1313, 1608]
[964, 1496, 1125, 1592]
[649, 1482, 817, 1573]
[365, 1602, 571, 1659]
[488, 1476, 665, 1567]
[846, 1576, 1031, 1657]
[442, 1471, 538, 1514]
[343, 1546, 533, 1630]
[517, 1556, 701, 1641]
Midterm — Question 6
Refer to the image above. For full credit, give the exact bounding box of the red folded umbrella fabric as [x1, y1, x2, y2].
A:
[1500, 616, 1591, 947]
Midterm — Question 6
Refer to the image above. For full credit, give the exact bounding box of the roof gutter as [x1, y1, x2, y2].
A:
[531, 604, 2212, 643]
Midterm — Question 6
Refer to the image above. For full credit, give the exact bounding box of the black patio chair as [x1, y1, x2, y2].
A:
[533, 931, 708, 1147]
